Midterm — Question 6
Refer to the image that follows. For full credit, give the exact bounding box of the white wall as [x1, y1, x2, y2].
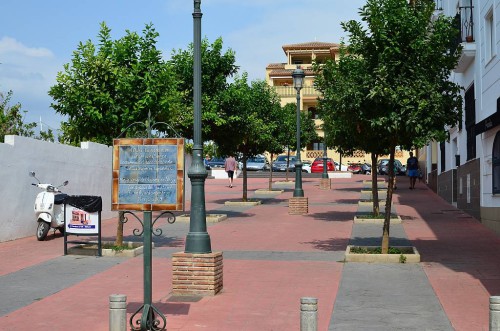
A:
[0, 135, 114, 242]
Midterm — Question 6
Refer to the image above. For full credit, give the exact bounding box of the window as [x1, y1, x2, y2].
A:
[312, 142, 325, 151]
[465, 84, 476, 160]
[493, 132, 500, 194]
[440, 142, 446, 172]
[485, 8, 495, 63]
[308, 107, 319, 119]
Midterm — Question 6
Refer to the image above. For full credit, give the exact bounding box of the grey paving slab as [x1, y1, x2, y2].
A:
[349, 223, 411, 247]
[0, 255, 126, 316]
[221, 250, 343, 262]
[329, 263, 453, 331]
[360, 191, 387, 200]
[356, 202, 398, 217]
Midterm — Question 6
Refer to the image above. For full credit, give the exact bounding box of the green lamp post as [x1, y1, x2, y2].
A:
[185, 0, 211, 254]
[292, 66, 305, 197]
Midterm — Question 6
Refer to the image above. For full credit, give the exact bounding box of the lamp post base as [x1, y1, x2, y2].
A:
[288, 197, 308, 215]
[320, 178, 331, 190]
[172, 252, 223, 296]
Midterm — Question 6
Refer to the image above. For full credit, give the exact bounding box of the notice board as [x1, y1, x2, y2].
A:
[112, 138, 184, 211]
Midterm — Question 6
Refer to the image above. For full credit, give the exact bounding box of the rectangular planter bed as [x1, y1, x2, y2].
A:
[345, 245, 420, 263]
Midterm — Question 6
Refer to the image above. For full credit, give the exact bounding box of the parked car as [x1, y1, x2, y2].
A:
[347, 162, 363, 174]
[302, 160, 312, 173]
[311, 158, 335, 173]
[361, 162, 372, 174]
[207, 157, 226, 169]
[377, 159, 406, 176]
[244, 156, 270, 171]
[272, 155, 296, 172]
[347, 162, 372, 174]
[334, 161, 348, 171]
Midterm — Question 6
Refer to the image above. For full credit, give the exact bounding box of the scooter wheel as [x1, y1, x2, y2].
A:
[36, 221, 50, 241]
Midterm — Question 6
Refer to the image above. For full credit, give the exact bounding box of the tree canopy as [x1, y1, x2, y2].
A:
[169, 37, 239, 140]
[49, 22, 182, 145]
[315, 0, 463, 252]
[214, 74, 283, 201]
[0, 90, 36, 143]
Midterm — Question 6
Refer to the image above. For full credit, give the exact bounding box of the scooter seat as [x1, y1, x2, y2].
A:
[54, 194, 69, 205]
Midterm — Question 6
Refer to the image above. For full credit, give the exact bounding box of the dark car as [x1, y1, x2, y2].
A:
[207, 157, 226, 169]
[311, 158, 335, 173]
[272, 155, 296, 172]
[377, 159, 406, 176]
[361, 163, 372, 174]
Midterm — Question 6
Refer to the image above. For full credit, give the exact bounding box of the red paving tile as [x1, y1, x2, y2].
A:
[2, 175, 500, 330]
[398, 184, 500, 331]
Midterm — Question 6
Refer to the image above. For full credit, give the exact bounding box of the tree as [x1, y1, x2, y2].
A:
[49, 22, 183, 246]
[0, 90, 36, 143]
[315, 47, 392, 216]
[215, 74, 283, 201]
[275, 103, 318, 182]
[169, 37, 239, 140]
[49, 22, 182, 146]
[315, 0, 462, 253]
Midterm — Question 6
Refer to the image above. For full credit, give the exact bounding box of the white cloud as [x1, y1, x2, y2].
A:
[0, 37, 53, 58]
[224, 0, 365, 81]
[0, 37, 62, 128]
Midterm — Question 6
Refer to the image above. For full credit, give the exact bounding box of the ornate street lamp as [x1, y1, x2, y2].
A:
[292, 66, 305, 197]
[185, 0, 211, 253]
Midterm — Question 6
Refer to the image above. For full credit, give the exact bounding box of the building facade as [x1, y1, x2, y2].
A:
[424, 0, 500, 233]
[266, 42, 410, 167]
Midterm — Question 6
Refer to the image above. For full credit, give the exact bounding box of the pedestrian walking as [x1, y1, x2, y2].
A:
[407, 151, 419, 189]
[204, 154, 211, 169]
[224, 154, 237, 188]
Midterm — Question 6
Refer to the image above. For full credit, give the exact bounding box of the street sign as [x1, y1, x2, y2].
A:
[112, 138, 184, 211]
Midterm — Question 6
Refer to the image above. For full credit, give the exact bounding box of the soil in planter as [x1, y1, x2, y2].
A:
[350, 246, 411, 254]
[355, 213, 399, 219]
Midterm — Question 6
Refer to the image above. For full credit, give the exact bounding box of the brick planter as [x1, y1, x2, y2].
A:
[289, 197, 308, 215]
[319, 178, 331, 190]
[172, 252, 223, 296]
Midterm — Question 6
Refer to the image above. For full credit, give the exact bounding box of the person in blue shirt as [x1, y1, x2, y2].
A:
[406, 152, 419, 190]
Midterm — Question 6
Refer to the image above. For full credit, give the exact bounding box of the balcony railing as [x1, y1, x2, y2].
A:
[452, 1, 476, 73]
[273, 86, 321, 98]
[434, 0, 443, 10]
[302, 87, 321, 97]
[457, 1, 474, 43]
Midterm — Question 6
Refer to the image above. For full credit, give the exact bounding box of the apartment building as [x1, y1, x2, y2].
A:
[424, 0, 500, 233]
[266, 41, 410, 166]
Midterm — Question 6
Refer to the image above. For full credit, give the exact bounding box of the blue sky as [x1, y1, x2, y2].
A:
[0, 0, 366, 131]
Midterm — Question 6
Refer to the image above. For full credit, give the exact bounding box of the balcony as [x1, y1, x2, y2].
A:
[453, 2, 476, 73]
[273, 86, 322, 98]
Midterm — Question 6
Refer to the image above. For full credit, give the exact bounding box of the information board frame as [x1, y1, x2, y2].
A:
[112, 138, 185, 211]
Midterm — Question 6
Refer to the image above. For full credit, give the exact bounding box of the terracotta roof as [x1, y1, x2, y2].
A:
[266, 63, 286, 69]
[282, 42, 340, 52]
[268, 68, 316, 77]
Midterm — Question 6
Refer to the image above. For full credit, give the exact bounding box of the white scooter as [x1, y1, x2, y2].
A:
[29, 172, 69, 241]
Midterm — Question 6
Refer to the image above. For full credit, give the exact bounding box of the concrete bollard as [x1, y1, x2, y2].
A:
[109, 294, 127, 331]
[490, 296, 500, 331]
[300, 297, 318, 331]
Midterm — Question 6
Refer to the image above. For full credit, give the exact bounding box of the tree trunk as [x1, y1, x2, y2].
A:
[269, 153, 274, 191]
[381, 146, 396, 254]
[371, 153, 380, 216]
[242, 153, 248, 202]
[115, 211, 124, 247]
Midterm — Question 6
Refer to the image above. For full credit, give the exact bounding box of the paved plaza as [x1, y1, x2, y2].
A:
[0, 175, 499, 330]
